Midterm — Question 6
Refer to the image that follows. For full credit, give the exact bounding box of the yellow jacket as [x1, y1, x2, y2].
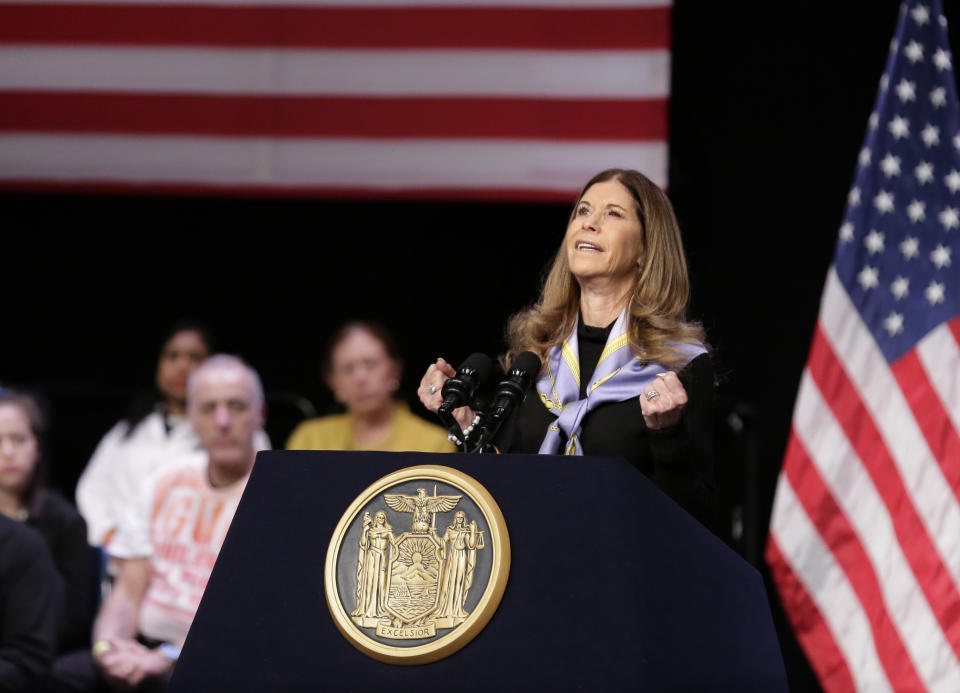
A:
[285, 402, 455, 453]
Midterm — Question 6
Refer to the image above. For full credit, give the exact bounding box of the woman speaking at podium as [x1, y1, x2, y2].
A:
[418, 169, 715, 524]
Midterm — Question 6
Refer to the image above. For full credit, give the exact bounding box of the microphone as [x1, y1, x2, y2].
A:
[436, 353, 494, 447]
[468, 351, 541, 453]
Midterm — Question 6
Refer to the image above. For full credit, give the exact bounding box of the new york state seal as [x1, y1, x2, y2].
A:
[324, 465, 510, 664]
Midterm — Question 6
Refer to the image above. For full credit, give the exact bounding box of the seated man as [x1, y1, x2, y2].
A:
[51, 354, 265, 692]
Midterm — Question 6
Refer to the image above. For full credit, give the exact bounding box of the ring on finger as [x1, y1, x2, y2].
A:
[427, 384, 437, 395]
[645, 389, 660, 401]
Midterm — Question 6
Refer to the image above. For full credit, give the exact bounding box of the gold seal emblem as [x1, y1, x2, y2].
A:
[324, 465, 510, 664]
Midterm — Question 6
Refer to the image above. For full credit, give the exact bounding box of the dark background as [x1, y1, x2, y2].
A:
[3, 2, 956, 690]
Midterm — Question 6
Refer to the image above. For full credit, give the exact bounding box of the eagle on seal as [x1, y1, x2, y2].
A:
[384, 488, 461, 532]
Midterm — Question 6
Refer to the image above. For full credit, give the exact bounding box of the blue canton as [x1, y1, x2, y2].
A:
[835, 0, 960, 363]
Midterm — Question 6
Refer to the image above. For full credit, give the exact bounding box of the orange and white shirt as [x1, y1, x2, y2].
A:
[77, 411, 269, 546]
[109, 460, 248, 644]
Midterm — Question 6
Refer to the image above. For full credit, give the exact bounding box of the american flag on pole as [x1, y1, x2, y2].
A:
[767, 1, 960, 691]
[0, 0, 670, 199]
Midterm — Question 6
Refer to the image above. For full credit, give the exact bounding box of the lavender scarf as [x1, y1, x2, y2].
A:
[536, 310, 706, 455]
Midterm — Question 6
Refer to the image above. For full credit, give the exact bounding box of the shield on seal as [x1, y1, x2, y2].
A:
[384, 532, 443, 623]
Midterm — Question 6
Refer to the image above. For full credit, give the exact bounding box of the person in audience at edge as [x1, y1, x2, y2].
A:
[0, 389, 91, 653]
[418, 168, 716, 525]
[287, 321, 453, 453]
[76, 321, 269, 548]
[0, 513, 65, 692]
[48, 355, 265, 692]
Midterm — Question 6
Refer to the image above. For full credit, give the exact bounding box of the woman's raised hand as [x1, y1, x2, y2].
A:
[418, 357, 455, 412]
[418, 358, 475, 432]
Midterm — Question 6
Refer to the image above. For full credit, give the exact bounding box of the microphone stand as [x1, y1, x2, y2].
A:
[466, 352, 540, 454]
[466, 408, 504, 454]
[437, 404, 466, 449]
[461, 395, 491, 454]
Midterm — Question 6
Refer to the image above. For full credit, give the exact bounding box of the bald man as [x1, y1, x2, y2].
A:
[51, 355, 265, 692]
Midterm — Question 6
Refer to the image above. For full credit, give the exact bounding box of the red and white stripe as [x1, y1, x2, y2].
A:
[768, 267, 960, 692]
[0, 0, 671, 198]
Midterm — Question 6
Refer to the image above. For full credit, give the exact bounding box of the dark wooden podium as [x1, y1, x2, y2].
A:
[170, 451, 787, 692]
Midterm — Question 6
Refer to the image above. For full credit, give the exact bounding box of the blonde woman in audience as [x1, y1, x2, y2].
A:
[287, 321, 453, 453]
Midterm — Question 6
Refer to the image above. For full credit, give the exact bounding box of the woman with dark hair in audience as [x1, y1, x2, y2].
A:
[286, 321, 453, 453]
[418, 169, 715, 524]
[76, 321, 270, 548]
[0, 388, 91, 653]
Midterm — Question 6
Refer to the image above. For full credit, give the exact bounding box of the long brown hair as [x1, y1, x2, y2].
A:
[505, 168, 706, 371]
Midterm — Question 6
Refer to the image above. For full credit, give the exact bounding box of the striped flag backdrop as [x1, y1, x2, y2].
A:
[0, 0, 670, 199]
[767, 1, 960, 691]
